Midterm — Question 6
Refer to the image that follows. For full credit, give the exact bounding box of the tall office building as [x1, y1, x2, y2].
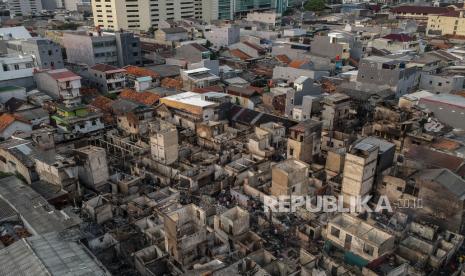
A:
[202, 0, 293, 22]
[63, 31, 142, 66]
[6, 0, 43, 16]
[92, 0, 203, 31]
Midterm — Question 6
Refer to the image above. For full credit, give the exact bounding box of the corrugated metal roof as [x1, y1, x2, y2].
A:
[0, 197, 17, 222]
[0, 232, 110, 276]
[0, 239, 47, 276]
[360, 136, 395, 154]
[0, 26, 32, 40]
[418, 169, 465, 199]
[0, 176, 79, 235]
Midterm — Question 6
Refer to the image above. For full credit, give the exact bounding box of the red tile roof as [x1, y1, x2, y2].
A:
[429, 41, 453, 49]
[161, 78, 183, 90]
[89, 96, 113, 113]
[249, 86, 265, 94]
[119, 89, 160, 106]
[227, 86, 260, 98]
[230, 49, 252, 60]
[192, 85, 224, 93]
[391, 5, 450, 15]
[80, 87, 99, 97]
[289, 59, 309, 69]
[46, 69, 81, 82]
[405, 144, 465, 176]
[275, 54, 291, 64]
[368, 3, 381, 12]
[437, 10, 462, 17]
[89, 96, 114, 124]
[91, 64, 126, 73]
[123, 65, 160, 79]
[189, 43, 209, 52]
[382, 33, 415, 42]
[0, 113, 31, 133]
[432, 138, 461, 151]
[140, 42, 170, 51]
[242, 41, 266, 53]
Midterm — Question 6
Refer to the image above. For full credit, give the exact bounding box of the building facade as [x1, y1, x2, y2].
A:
[63, 31, 141, 67]
[34, 68, 82, 107]
[427, 11, 465, 36]
[204, 25, 240, 50]
[287, 120, 322, 164]
[86, 64, 126, 94]
[92, 0, 203, 31]
[357, 56, 419, 97]
[419, 73, 464, 94]
[341, 142, 379, 205]
[0, 54, 35, 89]
[150, 121, 178, 165]
[21, 38, 64, 69]
[203, 0, 292, 21]
[6, 0, 43, 16]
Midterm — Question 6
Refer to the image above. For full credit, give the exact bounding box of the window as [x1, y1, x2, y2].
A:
[345, 234, 352, 248]
[289, 148, 294, 156]
[363, 244, 374, 256]
[330, 226, 340, 238]
[48, 50, 52, 56]
[396, 186, 403, 192]
[14, 64, 19, 70]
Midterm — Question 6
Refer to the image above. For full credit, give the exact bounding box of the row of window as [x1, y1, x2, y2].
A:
[74, 120, 100, 130]
[94, 51, 117, 57]
[93, 41, 116, 48]
[2, 63, 34, 71]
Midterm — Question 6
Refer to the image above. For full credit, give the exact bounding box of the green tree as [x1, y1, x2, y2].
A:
[148, 27, 156, 35]
[304, 0, 326, 12]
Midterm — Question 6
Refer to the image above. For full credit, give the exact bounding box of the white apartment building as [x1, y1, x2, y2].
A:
[34, 68, 82, 107]
[0, 54, 36, 88]
[92, 0, 203, 31]
[204, 25, 240, 50]
[246, 11, 281, 27]
[6, 0, 43, 16]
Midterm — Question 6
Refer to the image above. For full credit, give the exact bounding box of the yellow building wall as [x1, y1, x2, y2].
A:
[427, 15, 465, 36]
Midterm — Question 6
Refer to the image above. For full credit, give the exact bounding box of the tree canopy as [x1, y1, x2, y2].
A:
[304, 0, 326, 12]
